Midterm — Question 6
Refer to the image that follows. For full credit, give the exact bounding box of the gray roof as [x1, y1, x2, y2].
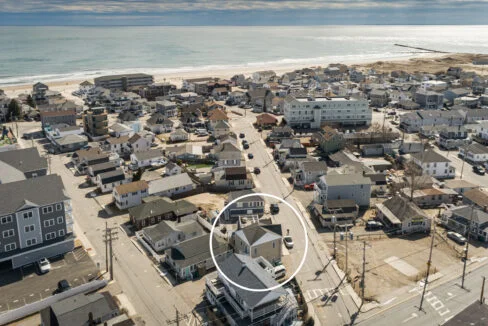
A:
[54, 134, 88, 146]
[148, 173, 194, 194]
[450, 206, 488, 225]
[98, 168, 125, 183]
[95, 73, 152, 82]
[129, 197, 197, 221]
[300, 161, 328, 172]
[166, 234, 230, 269]
[217, 254, 287, 309]
[235, 224, 282, 246]
[50, 292, 117, 326]
[411, 150, 450, 163]
[132, 149, 164, 161]
[144, 218, 204, 242]
[227, 190, 264, 203]
[464, 143, 488, 155]
[323, 173, 370, 187]
[0, 147, 47, 173]
[377, 195, 428, 223]
[0, 174, 69, 216]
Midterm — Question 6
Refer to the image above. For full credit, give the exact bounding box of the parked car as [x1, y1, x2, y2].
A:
[283, 236, 294, 249]
[248, 153, 254, 159]
[447, 231, 467, 245]
[304, 183, 315, 191]
[365, 221, 384, 231]
[243, 143, 250, 150]
[473, 165, 485, 175]
[241, 139, 248, 145]
[37, 258, 51, 274]
[55, 280, 71, 294]
[253, 167, 261, 174]
[273, 265, 286, 279]
[270, 203, 280, 214]
[239, 133, 245, 139]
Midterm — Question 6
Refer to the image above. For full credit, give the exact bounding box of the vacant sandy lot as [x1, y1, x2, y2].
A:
[183, 192, 227, 213]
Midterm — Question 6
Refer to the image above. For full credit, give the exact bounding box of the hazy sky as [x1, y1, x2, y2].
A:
[1, 0, 487, 25]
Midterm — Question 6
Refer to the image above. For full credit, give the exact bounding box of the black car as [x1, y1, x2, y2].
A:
[243, 143, 250, 150]
[239, 133, 245, 138]
[253, 167, 261, 174]
[270, 203, 280, 214]
[248, 153, 254, 159]
[55, 280, 71, 294]
[473, 165, 486, 175]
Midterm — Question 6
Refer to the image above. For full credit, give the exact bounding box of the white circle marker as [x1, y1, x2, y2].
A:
[209, 192, 309, 292]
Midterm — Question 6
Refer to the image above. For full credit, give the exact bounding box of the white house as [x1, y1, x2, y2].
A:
[212, 120, 230, 138]
[113, 180, 149, 210]
[314, 173, 371, 208]
[376, 195, 431, 234]
[148, 173, 195, 198]
[109, 123, 133, 138]
[411, 150, 455, 179]
[164, 162, 182, 176]
[169, 129, 189, 142]
[130, 149, 166, 169]
[459, 143, 488, 164]
[141, 218, 205, 252]
[283, 95, 371, 128]
[96, 168, 129, 193]
[103, 136, 130, 155]
[291, 161, 328, 187]
[127, 133, 151, 153]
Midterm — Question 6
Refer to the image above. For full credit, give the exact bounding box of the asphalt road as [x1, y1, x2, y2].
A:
[229, 109, 359, 325]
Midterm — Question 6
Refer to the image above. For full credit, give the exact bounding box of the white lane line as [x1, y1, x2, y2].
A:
[402, 313, 418, 323]
[381, 297, 397, 306]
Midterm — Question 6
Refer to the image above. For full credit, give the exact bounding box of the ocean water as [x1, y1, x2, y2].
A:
[0, 25, 488, 86]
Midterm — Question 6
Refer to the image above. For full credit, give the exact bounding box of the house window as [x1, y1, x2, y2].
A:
[23, 211, 33, 219]
[24, 225, 35, 232]
[273, 241, 276, 248]
[42, 206, 53, 214]
[1, 215, 12, 224]
[4, 243, 16, 252]
[44, 219, 55, 227]
[45, 232, 56, 240]
[57, 216, 64, 224]
[254, 248, 257, 255]
[26, 238, 37, 247]
[58, 229, 65, 237]
[3, 229, 15, 238]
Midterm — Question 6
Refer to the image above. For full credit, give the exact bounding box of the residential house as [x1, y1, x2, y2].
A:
[411, 150, 455, 179]
[212, 120, 230, 138]
[141, 217, 205, 252]
[109, 122, 133, 138]
[127, 133, 151, 153]
[232, 223, 282, 264]
[463, 188, 488, 208]
[130, 149, 165, 169]
[268, 126, 294, 142]
[71, 148, 110, 175]
[169, 129, 189, 142]
[211, 87, 229, 100]
[444, 179, 478, 195]
[366, 173, 388, 195]
[96, 168, 128, 193]
[441, 206, 488, 242]
[156, 100, 178, 118]
[0, 148, 47, 184]
[228, 91, 247, 105]
[148, 173, 195, 198]
[113, 180, 149, 210]
[401, 187, 458, 208]
[32, 82, 49, 103]
[94, 73, 154, 90]
[40, 110, 76, 129]
[87, 161, 118, 184]
[369, 89, 389, 107]
[291, 161, 328, 187]
[146, 113, 174, 134]
[214, 167, 254, 191]
[454, 96, 479, 109]
[460, 108, 488, 123]
[309, 199, 359, 228]
[40, 292, 120, 326]
[52, 134, 88, 154]
[164, 161, 183, 176]
[223, 190, 265, 221]
[397, 99, 421, 110]
[437, 125, 470, 150]
[129, 197, 197, 230]
[103, 135, 130, 155]
[252, 70, 276, 82]
[376, 195, 431, 234]
[314, 173, 371, 208]
[165, 144, 203, 162]
[44, 124, 84, 142]
[247, 88, 273, 112]
[255, 113, 278, 128]
[444, 88, 470, 104]
[311, 127, 345, 155]
[459, 143, 488, 164]
[205, 253, 298, 326]
[207, 108, 228, 130]
[0, 174, 74, 269]
[213, 142, 243, 168]
[165, 234, 231, 280]
[400, 110, 464, 133]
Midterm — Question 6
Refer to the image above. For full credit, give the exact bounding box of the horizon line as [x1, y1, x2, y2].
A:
[2, 23, 488, 27]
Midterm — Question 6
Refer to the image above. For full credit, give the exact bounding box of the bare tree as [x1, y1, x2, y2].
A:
[404, 160, 423, 201]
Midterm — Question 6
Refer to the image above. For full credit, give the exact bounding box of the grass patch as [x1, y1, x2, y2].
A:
[187, 163, 213, 169]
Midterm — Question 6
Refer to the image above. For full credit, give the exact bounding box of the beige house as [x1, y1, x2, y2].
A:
[231, 224, 282, 264]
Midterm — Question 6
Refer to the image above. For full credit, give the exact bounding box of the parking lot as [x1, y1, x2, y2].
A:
[0, 248, 99, 314]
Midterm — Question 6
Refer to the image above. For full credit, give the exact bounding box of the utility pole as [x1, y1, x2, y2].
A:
[461, 205, 475, 289]
[333, 219, 337, 260]
[481, 276, 486, 304]
[103, 225, 118, 281]
[460, 146, 466, 180]
[419, 219, 437, 311]
[345, 225, 349, 278]
[361, 241, 367, 302]
[166, 305, 188, 325]
[105, 222, 108, 273]
[47, 152, 52, 174]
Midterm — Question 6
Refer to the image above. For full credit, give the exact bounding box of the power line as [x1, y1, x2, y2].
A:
[102, 225, 118, 281]
[166, 305, 189, 326]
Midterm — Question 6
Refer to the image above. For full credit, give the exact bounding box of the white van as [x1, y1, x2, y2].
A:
[195, 129, 208, 136]
[273, 265, 286, 279]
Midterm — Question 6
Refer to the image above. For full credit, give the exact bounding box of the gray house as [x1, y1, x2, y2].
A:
[441, 206, 488, 242]
[0, 147, 47, 184]
[314, 173, 371, 208]
[232, 224, 283, 264]
[0, 174, 74, 269]
[415, 89, 444, 110]
[223, 190, 265, 221]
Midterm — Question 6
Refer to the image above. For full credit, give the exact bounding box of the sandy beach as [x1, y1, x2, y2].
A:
[2, 52, 486, 104]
